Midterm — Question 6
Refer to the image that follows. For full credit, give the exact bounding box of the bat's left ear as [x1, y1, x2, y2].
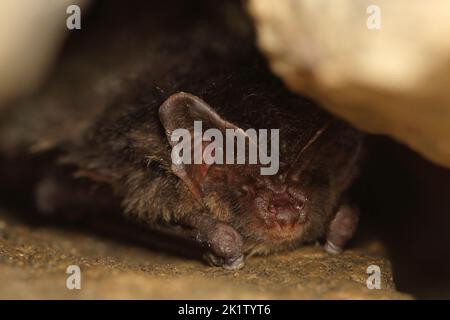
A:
[158, 92, 240, 201]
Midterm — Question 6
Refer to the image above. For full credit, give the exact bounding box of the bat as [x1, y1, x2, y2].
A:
[0, 0, 364, 270]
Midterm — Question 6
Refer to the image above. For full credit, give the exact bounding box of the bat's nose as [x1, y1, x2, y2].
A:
[268, 194, 305, 227]
[275, 208, 299, 227]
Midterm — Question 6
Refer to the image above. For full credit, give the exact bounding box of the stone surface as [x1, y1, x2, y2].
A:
[0, 0, 89, 109]
[248, 0, 450, 169]
[0, 210, 409, 299]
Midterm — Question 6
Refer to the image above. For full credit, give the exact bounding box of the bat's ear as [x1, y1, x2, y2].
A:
[158, 92, 239, 202]
[159, 92, 238, 133]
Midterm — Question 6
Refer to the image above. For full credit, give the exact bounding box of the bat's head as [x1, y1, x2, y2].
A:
[199, 160, 336, 255]
[159, 92, 350, 253]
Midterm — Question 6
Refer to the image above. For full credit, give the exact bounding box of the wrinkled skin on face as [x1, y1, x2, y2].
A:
[159, 92, 363, 269]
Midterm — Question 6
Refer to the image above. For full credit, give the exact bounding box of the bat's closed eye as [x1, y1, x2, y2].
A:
[235, 185, 250, 198]
[235, 184, 253, 198]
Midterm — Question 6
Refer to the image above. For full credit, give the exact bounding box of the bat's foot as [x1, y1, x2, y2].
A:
[201, 222, 244, 270]
[181, 213, 244, 270]
[204, 252, 245, 270]
[324, 240, 343, 255]
[325, 203, 359, 254]
[223, 255, 245, 270]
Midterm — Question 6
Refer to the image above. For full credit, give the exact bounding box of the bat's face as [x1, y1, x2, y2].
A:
[240, 173, 309, 240]
[199, 160, 334, 254]
[159, 92, 358, 254]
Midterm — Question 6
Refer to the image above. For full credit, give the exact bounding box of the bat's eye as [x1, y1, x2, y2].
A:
[235, 185, 250, 197]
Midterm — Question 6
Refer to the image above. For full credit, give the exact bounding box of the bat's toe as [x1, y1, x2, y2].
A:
[223, 255, 245, 271]
[324, 240, 343, 255]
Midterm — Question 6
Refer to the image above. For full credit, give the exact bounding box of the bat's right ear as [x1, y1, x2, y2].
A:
[158, 92, 238, 202]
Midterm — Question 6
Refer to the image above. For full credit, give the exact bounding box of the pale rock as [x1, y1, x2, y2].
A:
[0, 0, 90, 109]
[248, 0, 450, 169]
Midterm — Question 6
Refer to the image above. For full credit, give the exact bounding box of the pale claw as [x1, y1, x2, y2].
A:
[324, 240, 343, 255]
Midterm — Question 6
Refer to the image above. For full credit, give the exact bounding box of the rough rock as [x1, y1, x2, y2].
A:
[0, 0, 89, 109]
[248, 0, 450, 169]
[0, 210, 410, 299]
